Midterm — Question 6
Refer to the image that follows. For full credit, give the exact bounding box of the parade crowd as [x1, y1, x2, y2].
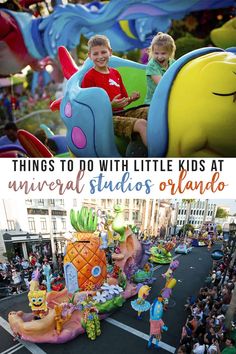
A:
[0, 252, 64, 297]
[178, 242, 236, 354]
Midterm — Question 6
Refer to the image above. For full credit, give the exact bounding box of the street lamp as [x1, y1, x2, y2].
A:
[38, 232, 43, 256]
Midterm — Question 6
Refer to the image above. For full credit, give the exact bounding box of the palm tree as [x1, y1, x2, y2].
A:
[182, 199, 195, 235]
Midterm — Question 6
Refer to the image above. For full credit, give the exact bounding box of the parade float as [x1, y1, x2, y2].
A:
[8, 206, 156, 343]
[191, 231, 209, 247]
[175, 241, 192, 254]
[200, 222, 217, 242]
[149, 242, 174, 264]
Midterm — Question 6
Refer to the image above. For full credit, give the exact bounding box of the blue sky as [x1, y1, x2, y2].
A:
[173, 199, 236, 214]
[209, 199, 236, 214]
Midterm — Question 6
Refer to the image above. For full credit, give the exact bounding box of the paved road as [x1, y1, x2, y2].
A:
[0, 245, 217, 354]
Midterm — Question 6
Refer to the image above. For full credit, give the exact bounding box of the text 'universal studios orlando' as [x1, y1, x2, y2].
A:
[1, 158, 235, 199]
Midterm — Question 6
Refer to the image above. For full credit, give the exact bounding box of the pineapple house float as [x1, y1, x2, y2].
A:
[8, 205, 156, 343]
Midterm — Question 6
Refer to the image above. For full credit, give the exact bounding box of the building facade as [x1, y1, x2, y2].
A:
[173, 199, 217, 233]
[0, 198, 173, 261]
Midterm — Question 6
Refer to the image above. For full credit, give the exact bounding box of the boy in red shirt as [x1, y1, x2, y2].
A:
[81, 35, 147, 147]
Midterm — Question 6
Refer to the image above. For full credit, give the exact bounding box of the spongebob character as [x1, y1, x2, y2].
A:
[28, 290, 48, 318]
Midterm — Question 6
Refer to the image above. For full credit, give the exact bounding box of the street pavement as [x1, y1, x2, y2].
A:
[0, 244, 218, 354]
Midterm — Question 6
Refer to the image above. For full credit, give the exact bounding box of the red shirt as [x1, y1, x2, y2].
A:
[81, 67, 128, 110]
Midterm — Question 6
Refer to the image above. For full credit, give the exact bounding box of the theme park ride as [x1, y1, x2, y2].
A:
[0, 0, 235, 158]
[1, 0, 235, 76]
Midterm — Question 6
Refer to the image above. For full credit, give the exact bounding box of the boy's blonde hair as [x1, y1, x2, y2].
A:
[148, 32, 176, 59]
[88, 35, 112, 52]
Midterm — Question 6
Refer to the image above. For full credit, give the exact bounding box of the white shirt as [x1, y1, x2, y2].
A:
[193, 344, 207, 354]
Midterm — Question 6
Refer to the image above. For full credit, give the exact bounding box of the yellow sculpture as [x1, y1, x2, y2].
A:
[210, 18, 236, 49]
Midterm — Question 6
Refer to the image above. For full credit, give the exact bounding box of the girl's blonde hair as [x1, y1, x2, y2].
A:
[148, 32, 176, 59]
[138, 285, 151, 298]
[88, 35, 112, 52]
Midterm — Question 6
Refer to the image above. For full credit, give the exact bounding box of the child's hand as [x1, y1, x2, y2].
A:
[130, 91, 140, 102]
[111, 94, 129, 109]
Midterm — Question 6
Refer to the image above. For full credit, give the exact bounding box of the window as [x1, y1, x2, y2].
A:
[51, 210, 67, 216]
[133, 211, 139, 221]
[61, 218, 66, 230]
[40, 218, 47, 230]
[52, 218, 57, 231]
[28, 217, 36, 232]
[27, 208, 48, 215]
[49, 199, 55, 206]
[38, 199, 44, 206]
[7, 220, 16, 231]
[125, 211, 129, 221]
[59, 199, 64, 206]
[25, 199, 32, 205]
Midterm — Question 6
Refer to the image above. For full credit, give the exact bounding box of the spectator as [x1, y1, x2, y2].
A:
[222, 339, 236, 354]
[207, 338, 220, 354]
[34, 128, 57, 155]
[204, 326, 217, 345]
[21, 259, 29, 270]
[180, 319, 194, 354]
[192, 337, 208, 354]
[2, 92, 14, 122]
[177, 345, 187, 354]
[0, 122, 22, 147]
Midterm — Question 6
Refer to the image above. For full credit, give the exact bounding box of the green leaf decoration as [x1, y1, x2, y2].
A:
[70, 209, 78, 231]
[70, 207, 98, 232]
